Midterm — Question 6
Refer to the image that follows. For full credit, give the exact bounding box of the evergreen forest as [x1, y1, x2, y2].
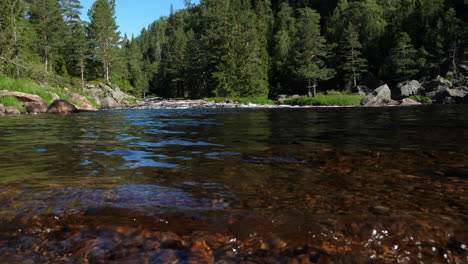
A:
[0, 0, 467, 98]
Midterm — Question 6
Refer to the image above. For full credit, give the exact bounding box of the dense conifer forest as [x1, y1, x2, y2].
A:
[0, 0, 467, 98]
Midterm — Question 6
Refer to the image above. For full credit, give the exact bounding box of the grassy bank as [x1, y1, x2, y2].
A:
[0, 74, 98, 108]
[0, 96, 26, 112]
[205, 97, 275, 105]
[284, 95, 364, 106]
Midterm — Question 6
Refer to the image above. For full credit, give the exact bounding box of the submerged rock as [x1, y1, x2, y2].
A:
[46, 100, 78, 114]
[361, 84, 397, 106]
[24, 101, 49, 114]
[400, 98, 421, 105]
[392, 80, 421, 99]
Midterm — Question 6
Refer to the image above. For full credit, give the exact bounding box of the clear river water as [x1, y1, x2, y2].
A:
[0, 105, 467, 263]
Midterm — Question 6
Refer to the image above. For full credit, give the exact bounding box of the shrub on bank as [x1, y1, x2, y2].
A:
[409, 95, 432, 104]
[284, 95, 364, 106]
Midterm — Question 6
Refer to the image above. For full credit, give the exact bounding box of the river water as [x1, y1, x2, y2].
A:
[0, 105, 467, 263]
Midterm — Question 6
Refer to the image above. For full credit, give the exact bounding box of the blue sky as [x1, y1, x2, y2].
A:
[80, 0, 200, 38]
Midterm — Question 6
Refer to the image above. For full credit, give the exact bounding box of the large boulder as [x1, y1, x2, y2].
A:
[100, 96, 118, 109]
[392, 80, 421, 99]
[421, 76, 453, 98]
[5, 106, 21, 115]
[24, 101, 48, 114]
[361, 84, 397, 106]
[69, 93, 98, 111]
[434, 87, 468, 104]
[84, 83, 136, 109]
[47, 100, 78, 114]
[7, 91, 47, 105]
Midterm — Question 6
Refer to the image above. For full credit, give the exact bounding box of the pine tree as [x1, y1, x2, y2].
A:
[60, 0, 89, 84]
[60, 0, 82, 25]
[443, 8, 462, 78]
[271, 2, 296, 94]
[294, 7, 333, 97]
[160, 11, 190, 97]
[390, 32, 419, 80]
[87, 0, 121, 84]
[70, 22, 89, 88]
[126, 37, 148, 97]
[339, 23, 367, 89]
[0, 0, 15, 72]
[27, 0, 66, 72]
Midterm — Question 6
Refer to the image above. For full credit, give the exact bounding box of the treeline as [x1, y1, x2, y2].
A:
[128, 0, 467, 98]
[0, 0, 124, 90]
[1, 0, 467, 98]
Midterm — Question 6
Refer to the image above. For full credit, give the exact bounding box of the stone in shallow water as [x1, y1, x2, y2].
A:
[46, 99, 78, 114]
[5, 106, 20, 115]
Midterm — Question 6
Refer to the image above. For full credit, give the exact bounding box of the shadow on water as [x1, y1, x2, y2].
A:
[0, 105, 467, 263]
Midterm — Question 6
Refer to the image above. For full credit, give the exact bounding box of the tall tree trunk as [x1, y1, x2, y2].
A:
[312, 80, 317, 98]
[80, 62, 85, 89]
[13, 0, 19, 77]
[105, 60, 110, 84]
[452, 41, 457, 78]
[307, 78, 312, 97]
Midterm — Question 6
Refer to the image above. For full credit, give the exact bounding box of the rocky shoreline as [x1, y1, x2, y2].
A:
[0, 83, 139, 116]
[1, 76, 467, 115]
[359, 76, 468, 106]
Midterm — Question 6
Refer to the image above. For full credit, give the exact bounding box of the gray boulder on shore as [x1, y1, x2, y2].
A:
[361, 84, 398, 106]
[392, 80, 421, 100]
[434, 87, 468, 104]
[84, 83, 135, 108]
[421, 76, 453, 98]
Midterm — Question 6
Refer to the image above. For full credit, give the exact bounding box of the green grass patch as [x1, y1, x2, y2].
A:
[88, 98, 100, 108]
[409, 95, 432, 104]
[284, 95, 364, 106]
[0, 96, 26, 112]
[0, 74, 56, 103]
[122, 97, 138, 104]
[205, 97, 275, 105]
[0, 74, 99, 108]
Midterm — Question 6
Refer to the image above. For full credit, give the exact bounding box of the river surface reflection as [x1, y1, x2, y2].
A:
[0, 106, 467, 263]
